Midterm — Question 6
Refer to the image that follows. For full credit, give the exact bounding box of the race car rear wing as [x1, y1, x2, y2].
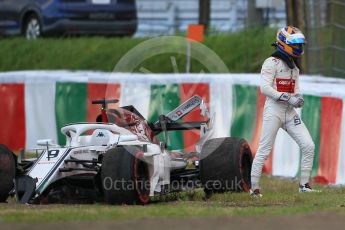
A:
[150, 95, 211, 149]
[151, 95, 209, 134]
[165, 95, 203, 121]
[151, 120, 207, 134]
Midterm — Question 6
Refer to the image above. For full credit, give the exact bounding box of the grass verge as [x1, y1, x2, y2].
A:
[1, 176, 345, 223]
[0, 28, 276, 73]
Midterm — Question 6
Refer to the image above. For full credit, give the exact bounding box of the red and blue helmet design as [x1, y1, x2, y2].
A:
[276, 26, 306, 58]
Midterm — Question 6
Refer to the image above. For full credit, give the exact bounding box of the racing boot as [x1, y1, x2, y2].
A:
[250, 189, 263, 198]
[299, 183, 320, 193]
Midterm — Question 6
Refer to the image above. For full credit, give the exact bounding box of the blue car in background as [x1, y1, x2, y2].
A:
[0, 0, 137, 39]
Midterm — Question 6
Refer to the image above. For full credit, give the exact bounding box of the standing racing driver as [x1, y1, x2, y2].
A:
[250, 26, 317, 197]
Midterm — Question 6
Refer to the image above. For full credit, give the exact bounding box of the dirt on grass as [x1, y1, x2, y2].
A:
[1, 211, 344, 230]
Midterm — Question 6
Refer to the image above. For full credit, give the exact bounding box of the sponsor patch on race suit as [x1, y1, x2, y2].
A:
[294, 115, 301, 126]
[276, 78, 295, 93]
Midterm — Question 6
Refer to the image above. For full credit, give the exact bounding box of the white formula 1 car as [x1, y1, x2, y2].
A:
[0, 96, 252, 204]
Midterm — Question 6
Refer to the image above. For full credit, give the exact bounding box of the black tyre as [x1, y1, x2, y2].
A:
[101, 146, 150, 205]
[0, 144, 16, 202]
[199, 137, 252, 193]
[23, 14, 42, 40]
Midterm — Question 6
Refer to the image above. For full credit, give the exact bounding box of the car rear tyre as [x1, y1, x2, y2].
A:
[24, 14, 41, 40]
[101, 146, 150, 205]
[199, 137, 252, 194]
[0, 144, 16, 202]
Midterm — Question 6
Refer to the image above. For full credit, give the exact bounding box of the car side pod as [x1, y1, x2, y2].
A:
[14, 175, 37, 204]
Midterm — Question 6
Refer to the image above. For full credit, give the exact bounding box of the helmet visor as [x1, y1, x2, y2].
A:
[288, 37, 306, 44]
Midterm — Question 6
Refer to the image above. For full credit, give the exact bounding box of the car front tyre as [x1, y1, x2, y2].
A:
[101, 146, 150, 205]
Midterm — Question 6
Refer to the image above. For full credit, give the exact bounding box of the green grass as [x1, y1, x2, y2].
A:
[0, 28, 275, 73]
[1, 176, 345, 223]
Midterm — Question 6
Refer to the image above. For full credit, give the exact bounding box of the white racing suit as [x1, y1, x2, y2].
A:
[251, 56, 315, 189]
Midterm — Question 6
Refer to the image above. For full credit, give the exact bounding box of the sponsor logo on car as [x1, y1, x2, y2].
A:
[97, 132, 105, 137]
[167, 96, 202, 121]
[73, 149, 92, 154]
